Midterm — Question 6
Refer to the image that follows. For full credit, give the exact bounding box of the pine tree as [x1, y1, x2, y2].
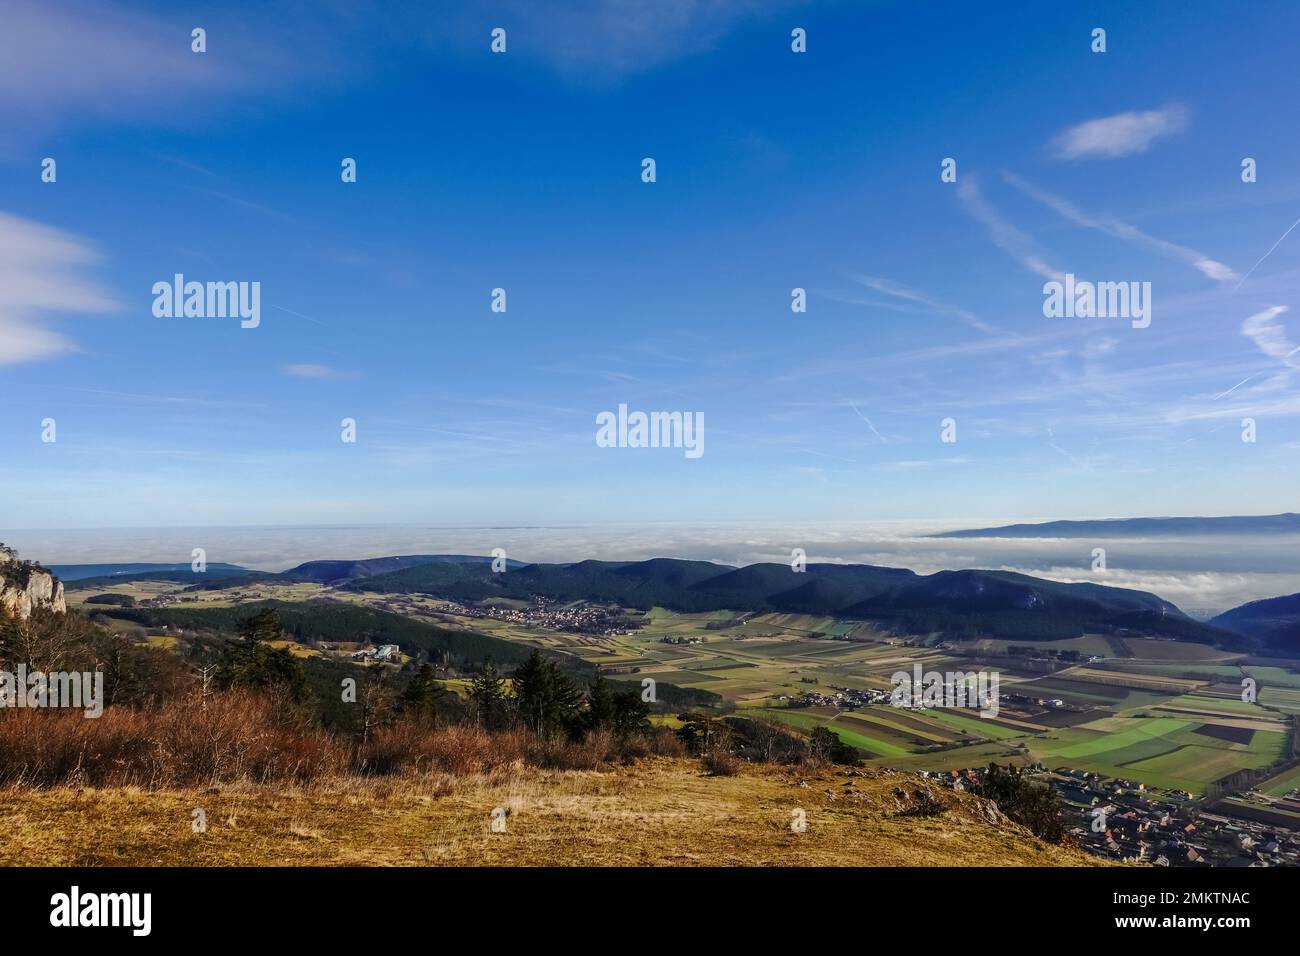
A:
[610, 686, 651, 737]
[584, 671, 617, 732]
[512, 650, 580, 736]
[583, 671, 650, 738]
[240, 607, 283, 644]
[468, 658, 510, 729]
[216, 608, 307, 700]
[401, 662, 450, 723]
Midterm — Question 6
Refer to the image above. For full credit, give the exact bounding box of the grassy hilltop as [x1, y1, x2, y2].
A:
[0, 758, 1101, 867]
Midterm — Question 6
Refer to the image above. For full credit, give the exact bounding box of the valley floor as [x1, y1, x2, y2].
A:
[0, 758, 1103, 867]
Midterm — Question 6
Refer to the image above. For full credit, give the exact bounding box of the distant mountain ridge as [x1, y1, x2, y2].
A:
[51, 562, 251, 582]
[282, 554, 525, 584]
[64, 551, 1264, 649]
[339, 556, 1238, 647]
[63, 555, 529, 591]
[932, 513, 1300, 538]
[1212, 592, 1300, 649]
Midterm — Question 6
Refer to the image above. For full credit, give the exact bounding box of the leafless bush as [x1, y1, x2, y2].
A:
[0, 692, 345, 788]
[700, 748, 740, 776]
[0, 691, 694, 790]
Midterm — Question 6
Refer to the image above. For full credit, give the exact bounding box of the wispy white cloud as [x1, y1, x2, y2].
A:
[878, 457, 972, 470]
[50, 387, 265, 409]
[848, 402, 888, 443]
[436, 0, 801, 81]
[283, 363, 344, 380]
[1002, 172, 1238, 283]
[1049, 106, 1189, 160]
[854, 275, 998, 334]
[1046, 425, 1090, 469]
[0, 322, 77, 365]
[0, 211, 118, 365]
[1242, 305, 1300, 371]
[0, 0, 348, 144]
[0, 2, 256, 130]
[956, 176, 1064, 280]
[0, 0, 796, 142]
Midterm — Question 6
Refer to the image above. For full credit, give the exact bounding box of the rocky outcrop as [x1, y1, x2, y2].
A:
[0, 552, 66, 619]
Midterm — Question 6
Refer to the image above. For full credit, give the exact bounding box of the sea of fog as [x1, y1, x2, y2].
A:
[8, 521, 1300, 618]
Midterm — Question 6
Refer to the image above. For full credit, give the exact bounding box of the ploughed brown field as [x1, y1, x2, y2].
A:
[0, 758, 1107, 867]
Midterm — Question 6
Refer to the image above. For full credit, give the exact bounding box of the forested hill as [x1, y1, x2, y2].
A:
[72, 552, 1252, 648]
[346, 557, 1238, 646]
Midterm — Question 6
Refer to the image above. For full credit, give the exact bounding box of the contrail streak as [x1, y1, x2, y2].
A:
[1235, 216, 1300, 290]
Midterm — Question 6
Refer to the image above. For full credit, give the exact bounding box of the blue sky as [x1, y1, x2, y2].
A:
[3, 0, 1300, 530]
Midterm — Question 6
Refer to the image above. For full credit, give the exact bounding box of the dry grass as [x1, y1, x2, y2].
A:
[0, 758, 1108, 867]
[0, 696, 683, 788]
[0, 693, 348, 788]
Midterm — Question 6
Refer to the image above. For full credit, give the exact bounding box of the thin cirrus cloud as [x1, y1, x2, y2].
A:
[956, 175, 1064, 281]
[854, 275, 999, 335]
[0, 0, 799, 138]
[1241, 305, 1300, 372]
[0, 0, 320, 140]
[283, 363, 346, 380]
[1048, 106, 1189, 160]
[0, 211, 119, 365]
[427, 0, 801, 81]
[1001, 172, 1239, 283]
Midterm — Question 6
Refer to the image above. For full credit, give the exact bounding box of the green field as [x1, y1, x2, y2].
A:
[751, 707, 910, 757]
[99, 577, 1300, 798]
[1259, 764, 1300, 797]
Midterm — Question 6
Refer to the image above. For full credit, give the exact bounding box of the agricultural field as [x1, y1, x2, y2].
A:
[75, 577, 1300, 797]
[956, 633, 1119, 658]
[1260, 686, 1300, 716]
[67, 579, 327, 609]
[1258, 763, 1300, 798]
[1020, 713, 1289, 792]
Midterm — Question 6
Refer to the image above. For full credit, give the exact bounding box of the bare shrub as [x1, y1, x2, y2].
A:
[361, 721, 525, 776]
[525, 730, 612, 770]
[0, 692, 345, 788]
[0, 691, 682, 790]
[700, 748, 740, 777]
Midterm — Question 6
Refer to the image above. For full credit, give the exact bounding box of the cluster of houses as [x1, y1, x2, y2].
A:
[783, 686, 892, 709]
[1054, 767, 1300, 866]
[351, 644, 401, 663]
[782, 686, 1077, 715]
[660, 635, 703, 645]
[141, 590, 269, 608]
[438, 598, 635, 636]
[1000, 691, 1070, 710]
[958, 764, 1300, 866]
[922, 768, 983, 791]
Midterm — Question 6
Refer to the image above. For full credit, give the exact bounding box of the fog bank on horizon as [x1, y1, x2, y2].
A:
[8, 521, 1300, 617]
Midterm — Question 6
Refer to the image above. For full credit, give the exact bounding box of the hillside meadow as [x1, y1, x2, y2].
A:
[0, 758, 1105, 867]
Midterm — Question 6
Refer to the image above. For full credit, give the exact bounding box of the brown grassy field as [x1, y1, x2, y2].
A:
[0, 759, 1106, 867]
